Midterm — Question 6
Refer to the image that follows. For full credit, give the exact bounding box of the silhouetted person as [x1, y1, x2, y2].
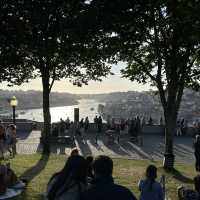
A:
[178, 175, 200, 200]
[194, 135, 200, 171]
[84, 117, 89, 132]
[86, 156, 94, 180]
[97, 116, 103, 133]
[81, 155, 137, 200]
[0, 124, 5, 159]
[138, 165, 164, 200]
[148, 116, 153, 125]
[94, 116, 98, 131]
[70, 148, 79, 156]
[47, 155, 87, 200]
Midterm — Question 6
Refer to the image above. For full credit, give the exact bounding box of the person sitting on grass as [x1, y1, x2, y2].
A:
[81, 155, 137, 200]
[178, 175, 200, 200]
[138, 165, 164, 200]
[0, 163, 26, 196]
[47, 155, 88, 200]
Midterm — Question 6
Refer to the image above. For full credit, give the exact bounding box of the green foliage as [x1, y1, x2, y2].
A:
[90, 0, 200, 105]
[0, 2, 33, 84]
[9, 0, 112, 89]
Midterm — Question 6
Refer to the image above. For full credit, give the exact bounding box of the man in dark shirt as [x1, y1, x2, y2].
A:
[81, 155, 137, 200]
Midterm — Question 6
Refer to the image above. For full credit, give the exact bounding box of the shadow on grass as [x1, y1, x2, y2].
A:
[166, 168, 193, 184]
[20, 153, 50, 183]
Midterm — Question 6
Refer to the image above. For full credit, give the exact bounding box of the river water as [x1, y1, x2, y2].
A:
[17, 99, 104, 122]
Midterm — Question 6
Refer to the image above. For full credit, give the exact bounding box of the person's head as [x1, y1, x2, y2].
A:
[9, 124, 16, 131]
[93, 155, 113, 178]
[146, 165, 157, 181]
[70, 148, 79, 156]
[194, 175, 200, 193]
[62, 155, 87, 181]
[48, 155, 87, 200]
[86, 156, 93, 164]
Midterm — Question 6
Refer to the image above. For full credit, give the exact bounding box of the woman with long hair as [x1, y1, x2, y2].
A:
[138, 165, 164, 200]
[47, 155, 87, 200]
[194, 135, 200, 171]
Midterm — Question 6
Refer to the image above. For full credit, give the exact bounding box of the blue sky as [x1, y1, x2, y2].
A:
[0, 63, 150, 94]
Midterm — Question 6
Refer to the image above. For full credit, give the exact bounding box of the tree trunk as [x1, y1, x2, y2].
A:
[42, 74, 51, 154]
[163, 107, 177, 170]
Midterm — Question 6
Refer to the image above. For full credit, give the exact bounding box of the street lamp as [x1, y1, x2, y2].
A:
[10, 96, 18, 124]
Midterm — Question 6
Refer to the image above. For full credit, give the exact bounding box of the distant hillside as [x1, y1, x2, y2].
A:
[0, 90, 80, 112]
[79, 89, 200, 123]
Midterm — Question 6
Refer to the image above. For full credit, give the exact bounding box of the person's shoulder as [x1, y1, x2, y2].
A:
[113, 184, 137, 199]
[153, 180, 163, 190]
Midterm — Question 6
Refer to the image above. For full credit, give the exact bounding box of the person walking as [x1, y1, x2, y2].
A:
[138, 165, 164, 200]
[194, 135, 200, 171]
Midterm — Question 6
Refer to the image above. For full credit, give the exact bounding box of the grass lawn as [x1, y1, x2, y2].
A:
[0, 154, 197, 200]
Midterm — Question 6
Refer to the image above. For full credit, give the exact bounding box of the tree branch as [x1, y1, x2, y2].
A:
[49, 67, 56, 92]
[132, 55, 157, 82]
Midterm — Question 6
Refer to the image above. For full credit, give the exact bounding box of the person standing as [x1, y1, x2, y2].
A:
[94, 116, 98, 131]
[176, 120, 182, 136]
[0, 125, 5, 159]
[106, 115, 111, 130]
[65, 117, 70, 130]
[138, 165, 164, 200]
[194, 135, 200, 171]
[84, 117, 89, 132]
[97, 116, 103, 133]
[6, 124, 17, 158]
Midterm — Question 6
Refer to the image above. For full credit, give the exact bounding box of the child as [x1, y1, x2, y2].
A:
[138, 165, 164, 200]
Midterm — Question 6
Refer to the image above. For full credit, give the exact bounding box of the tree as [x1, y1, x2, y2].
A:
[12, 0, 112, 153]
[0, 2, 33, 85]
[89, 0, 200, 169]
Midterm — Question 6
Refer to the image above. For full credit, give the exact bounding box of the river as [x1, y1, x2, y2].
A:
[16, 99, 104, 122]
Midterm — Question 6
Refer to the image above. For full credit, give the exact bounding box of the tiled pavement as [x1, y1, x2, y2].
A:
[16, 130, 195, 163]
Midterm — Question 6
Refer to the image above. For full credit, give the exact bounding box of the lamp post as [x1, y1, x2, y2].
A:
[10, 96, 18, 124]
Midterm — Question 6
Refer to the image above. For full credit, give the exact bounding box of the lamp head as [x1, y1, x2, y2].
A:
[10, 96, 18, 107]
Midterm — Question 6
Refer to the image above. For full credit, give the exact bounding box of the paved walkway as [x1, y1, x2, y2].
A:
[16, 130, 195, 163]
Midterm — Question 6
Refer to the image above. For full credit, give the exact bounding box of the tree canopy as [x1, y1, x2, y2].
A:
[88, 0, 200, 169]
[0, 2, 32, 84]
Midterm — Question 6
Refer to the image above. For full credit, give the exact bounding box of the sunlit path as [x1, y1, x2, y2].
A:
[16, 131, 195, 163]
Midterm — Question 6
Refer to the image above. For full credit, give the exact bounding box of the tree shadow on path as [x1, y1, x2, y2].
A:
[20, 153, 50, 183]
[166, 168, 193, 184]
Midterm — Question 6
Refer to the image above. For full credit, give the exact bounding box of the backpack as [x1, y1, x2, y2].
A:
[184, 189, 198, 200]
[178, 187, 199, 200]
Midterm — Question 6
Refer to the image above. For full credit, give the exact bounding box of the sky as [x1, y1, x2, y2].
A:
[0, 62, 151, 94]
